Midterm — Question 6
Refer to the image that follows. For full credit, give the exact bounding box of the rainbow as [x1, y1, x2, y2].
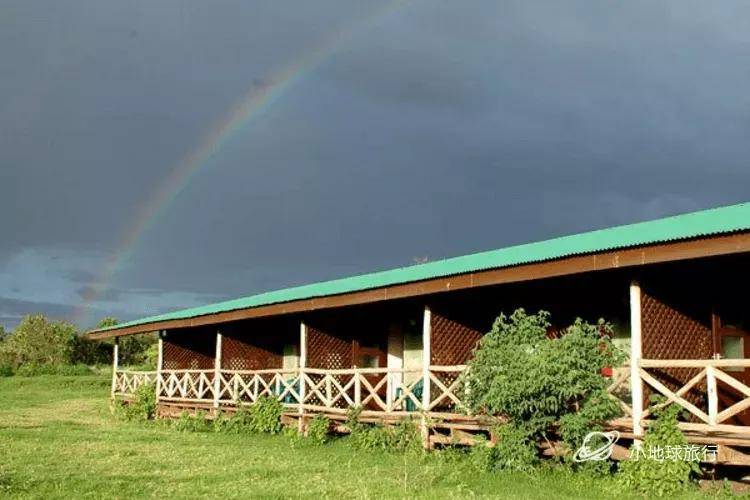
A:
[75, 0, 415, 327]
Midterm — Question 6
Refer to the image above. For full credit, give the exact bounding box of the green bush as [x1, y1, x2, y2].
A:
[117, 382, 157, 421]
[463, 309, 624, 464]
[0, 364, 13, 377]
[211, 398, 284, 434]
[306, 414, 330, 445]
[216, 405, 253, 433]
[617, 404, 700, 496]
[346, 407, 421, 453]
[470, 424, 539, 472]
[248, 396, 284, 434]
[173, 410, 212, 432]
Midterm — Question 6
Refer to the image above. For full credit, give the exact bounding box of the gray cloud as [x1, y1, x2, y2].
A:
[1, 0, 749, 329]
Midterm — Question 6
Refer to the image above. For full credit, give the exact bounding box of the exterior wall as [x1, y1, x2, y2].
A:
[641, 289, 712, 360]
[220, 317, 298, 370]
[162, 328, 215, 370]
[639, 266, 714, 413]
[430, 309, 484, 366]
[307, 321, 355, 370]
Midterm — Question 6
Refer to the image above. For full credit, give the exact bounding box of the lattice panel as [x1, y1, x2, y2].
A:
[642, 289, 712, 412]
[221, 335, 282, 371]
[307, 326, 352, 369]
[162, 330, 215, 370]
[430, 310, 483, 366]
[430, 371, 462, 412]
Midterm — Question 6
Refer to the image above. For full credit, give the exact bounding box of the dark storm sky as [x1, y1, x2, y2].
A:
[1, 0, 749, 330]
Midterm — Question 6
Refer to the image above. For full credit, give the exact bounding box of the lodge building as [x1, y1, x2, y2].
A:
[90, 202, 750, 462]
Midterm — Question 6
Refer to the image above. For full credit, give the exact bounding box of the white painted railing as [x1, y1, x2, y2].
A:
[158, 369, 216, 403]
[119, 366, 470, 415]
[112, 370, 157, 398]
[609, 359, 750, 435]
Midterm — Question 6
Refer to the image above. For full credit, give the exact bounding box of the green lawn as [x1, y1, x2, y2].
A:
[0, 375, 714, 499]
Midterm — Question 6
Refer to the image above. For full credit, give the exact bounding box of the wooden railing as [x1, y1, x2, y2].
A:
[116, 360, 750, 437]
[158, 369, 216, 403]
[112, 370, 157, 398]
[607, 359, 750, 436]
[112, 366, 469, 416]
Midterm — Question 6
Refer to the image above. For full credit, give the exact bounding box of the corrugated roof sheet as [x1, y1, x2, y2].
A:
[94, 201, 750, 333]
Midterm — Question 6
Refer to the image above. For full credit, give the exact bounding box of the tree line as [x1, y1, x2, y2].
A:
[0, 314, 155, 375]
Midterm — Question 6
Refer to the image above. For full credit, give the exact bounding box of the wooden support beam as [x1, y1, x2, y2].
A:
[155, 333, 164, 405]
[110, 337, 119, 398]
[213, 332, 222, 409]
[629, 281, 644, 445]
[298, 322, 307, 433]
[421, 306, 432, 449]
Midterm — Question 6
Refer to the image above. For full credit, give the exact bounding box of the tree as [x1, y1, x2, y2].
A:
[97, 317, 118, 329]
[463, 309, 625, 467]
[0, 314, 77, 368]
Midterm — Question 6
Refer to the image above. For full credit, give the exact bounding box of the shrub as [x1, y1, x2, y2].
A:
[306, 414, 330, 445]
[470, 424, 539, 472]
[173, 410, 212, 432]
[123, 382, 157, 421]
[617, 404, 700, 496]
[347, 408, 421, 453]
[218, 405, 254, 433]
[463, 309, 624, 463]
[248, 396, 284, 434]
[0, 364, 13, 377]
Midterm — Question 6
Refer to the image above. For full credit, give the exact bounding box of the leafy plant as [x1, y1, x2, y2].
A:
[306, 414, 330, 445]
[248, 396, 284, 434]
[173, 410, 212, 432]
[462, 309, 625, 465]
[617, 404, 700, 497]
[118, 382, 156, 421]
[348, 415, 421, 453]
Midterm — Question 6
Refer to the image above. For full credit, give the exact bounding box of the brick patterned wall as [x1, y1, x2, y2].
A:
[221, 334, 282, 370]
[307, 325, 353, 369]
[641, 288, 712, 410]
[162, 328, 215, 370]
[430, 309, 484, 366]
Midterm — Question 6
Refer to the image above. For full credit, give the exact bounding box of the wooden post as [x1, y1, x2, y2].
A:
[110, 337, 119, 398]
[298, 322, 307, 432]
[325, 374, 332, 408]
[213, 332, 223, 410]
[354, 368, 361, 406]
[421, 306, 432, 449]
[155, 333, 164, 407]
[386, 372, 393, 412]
[707, 366, 718, 426]
[630, 282, 644, 444]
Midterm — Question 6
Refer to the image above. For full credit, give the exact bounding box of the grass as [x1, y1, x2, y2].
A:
[0, 375, 720, 499]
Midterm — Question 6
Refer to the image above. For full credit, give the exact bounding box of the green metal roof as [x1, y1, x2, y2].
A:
[94, 201, 750, 333]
